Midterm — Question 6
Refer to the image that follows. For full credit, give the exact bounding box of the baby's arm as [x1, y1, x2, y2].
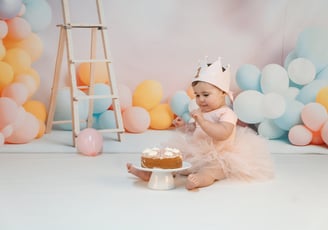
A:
[191, 110, 234, 141]
[173, 116, 196, 132]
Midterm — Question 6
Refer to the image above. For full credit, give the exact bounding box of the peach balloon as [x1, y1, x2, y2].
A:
[132, 80, 163, 110]
[0, 97, 18, 130]
[6, 112, 39, 144]
[3, 48, 31, 74]
[316, 86, 328, 112]
[0, 61, 14, 92]
[1, 82, 29, 105]
[149, 103, 174, 130]
[186, 86, 195, 99]
[76, 128, 103, 156]
[14, 74, 38, 97]
[117, 83, 132, 112]
[4, 33, 43, 61]
[1, 124, 13, 138]
[288, 125, 312, 146]
[77, 62, 109, 86]
[122, 106, 150, 133]
[23, 100, 47, 122]
[321, 121, 328, 146]
[301, 102, 328, 131]
[6, 17, 31, 41]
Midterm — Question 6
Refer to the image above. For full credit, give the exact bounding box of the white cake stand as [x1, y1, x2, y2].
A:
[133, 162, 191, 190]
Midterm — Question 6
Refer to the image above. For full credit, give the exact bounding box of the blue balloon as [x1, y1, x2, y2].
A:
[181, 112, 191, 123]
[295, 27, 328, 73]
[258, 119, 286, 139]
[316, 66, 328, 81]
[236, 64, 261, 91]
[273, 100, 304, 131]
[22, 0, 52, 32]
[169, 91, 190, 116]
[97, 110, 116, 129]
[296, 79, 328, 104]
[92, 83, 113, 114]
[0, 0, 22, 20]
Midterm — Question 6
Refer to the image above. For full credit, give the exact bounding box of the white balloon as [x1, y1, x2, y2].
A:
[261, 64, 289, 94]
[288, 58, 316, 85]
[262, 93, 286, 119]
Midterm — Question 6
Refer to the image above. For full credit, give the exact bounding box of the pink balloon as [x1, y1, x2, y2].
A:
[288, 125, 312, 146]
[1, 82, 29, 105]
[321, 121, 328, 146]
[301, 102, 328, 131]
[118, 83, 132, 112]
[1, 124, 13, 138]
[0, 133, 4, 146]
[122, 106, 150, 133]
[0, 97, 18, 129]
[6, 111, 39, 144]
[6, 17, 31, 40]
[77, 128, 103, 156]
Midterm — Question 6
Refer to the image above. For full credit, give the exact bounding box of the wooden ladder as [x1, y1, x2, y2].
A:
[46, 0, 124, 146]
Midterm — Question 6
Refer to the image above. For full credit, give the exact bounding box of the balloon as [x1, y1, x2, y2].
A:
[14, 74, 38, 97]
[0, 61, 14, 92]
[301, 102, 328, 132]
[97, 110, 116, 129]
[3, 48, 31, 74]
[1, 82, 29, 105]
[260, 64, 289, 94]
[0, 40, 5, 60]
[35, 119, 45, 139]
[236, 64, 261, 91]
[0, 132, 4, 146]
[122, 106, 150, 133]
[288, 125, 312, 146]
[77, 62, 109, 86]
[133, 80, 163, 110]
[0, 97, 18, 129]
[23, 100, 47, 122]
[149, 103, 174, 130]
[258, 119, 286, 139]
[262, 93, 286, 119]
[316, 65, 328, 81]
[273, 100, 304, 131]
[76, 128, 103, 156]
[6, 111, 39, 144]
[321, 121, 328, 145]
[53, 87, 89, 130]
[287, 58, 316, 85]
[284, 49, 297, 69]
[282, 87, 299, 102]
[117, 83, 132, 112]
[169, 91, 190, 116]
[0, 0, 22, 20]
[186, 86, 195, 99]
[233, 90, 264, 124]
[6, 16, 31, 41]
[0, 20, 8, 39]
[92, 83, 112, 114]
[296, 79, 328, 105]
[310, 130, 324, 145]
[22, 0, 52, 32]
[295, 27, 328, 73]
[316, 86, 328, 112]
[1, 124, 13, 138]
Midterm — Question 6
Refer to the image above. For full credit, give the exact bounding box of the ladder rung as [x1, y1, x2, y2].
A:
[70, 59, 111, 64]
[57, 24, 107, 29]
[98, 128, 124, 133]
[75, 94, 119, 100]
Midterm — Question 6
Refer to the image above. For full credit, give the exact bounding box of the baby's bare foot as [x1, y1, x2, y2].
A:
[185, 174, 200, 190]
[126, 163, 151, 181]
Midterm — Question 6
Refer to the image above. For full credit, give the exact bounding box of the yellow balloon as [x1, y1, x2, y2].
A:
[0, 61, 14, 92]
[23, 100, 47, 122]
[133, 80, 163, 110]
[149, 103, 174, 130]
[35, 119, 46, 139]
[316, 86, 328, 112]
[3, 48, 31, 74]
[77, 62, 109, 86]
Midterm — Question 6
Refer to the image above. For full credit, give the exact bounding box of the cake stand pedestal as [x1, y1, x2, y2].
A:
[133, 162, 191, 190]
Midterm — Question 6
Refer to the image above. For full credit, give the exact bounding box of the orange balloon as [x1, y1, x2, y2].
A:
[6, 17, 31, 41]
[35, 119, 45, 139]
[0, 40, 5, 60]
[186, 85, 195, 99]
[23, 100, 47, 122]
[316, 86, 328, 112]
[0, 61, 14, 92]
[77, 62, 109, 86]
[311, 130, 325, 145]
[132, 80, 163, 110]
[3, 48, 31, 74]
[149, 103, 174, 130]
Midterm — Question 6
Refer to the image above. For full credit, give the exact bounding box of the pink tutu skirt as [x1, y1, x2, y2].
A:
[163, 126, 274, 181]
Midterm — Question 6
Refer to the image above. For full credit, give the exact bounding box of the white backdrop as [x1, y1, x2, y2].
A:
[34, 0, 328, 107]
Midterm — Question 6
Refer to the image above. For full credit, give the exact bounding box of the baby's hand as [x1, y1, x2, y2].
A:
[190, 109, 204, 123]
[172, 116, 185, 127]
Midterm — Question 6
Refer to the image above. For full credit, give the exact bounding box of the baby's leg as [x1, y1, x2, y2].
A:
[126, 163, 151, 181]
[185, 167, 225, 190]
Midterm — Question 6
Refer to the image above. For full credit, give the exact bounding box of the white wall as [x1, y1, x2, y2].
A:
[34, 0, 328, 107]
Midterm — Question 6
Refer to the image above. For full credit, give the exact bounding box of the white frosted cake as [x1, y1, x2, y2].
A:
[141, 147, 183, 169]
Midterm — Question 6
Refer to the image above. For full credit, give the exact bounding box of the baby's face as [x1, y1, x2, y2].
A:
[193, 82, 226, 112]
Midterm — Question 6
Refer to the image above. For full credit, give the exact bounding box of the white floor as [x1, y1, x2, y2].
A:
[0, 130, 328, 230]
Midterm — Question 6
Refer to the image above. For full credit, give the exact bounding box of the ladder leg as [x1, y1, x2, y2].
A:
[46, 27, 66, 133]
